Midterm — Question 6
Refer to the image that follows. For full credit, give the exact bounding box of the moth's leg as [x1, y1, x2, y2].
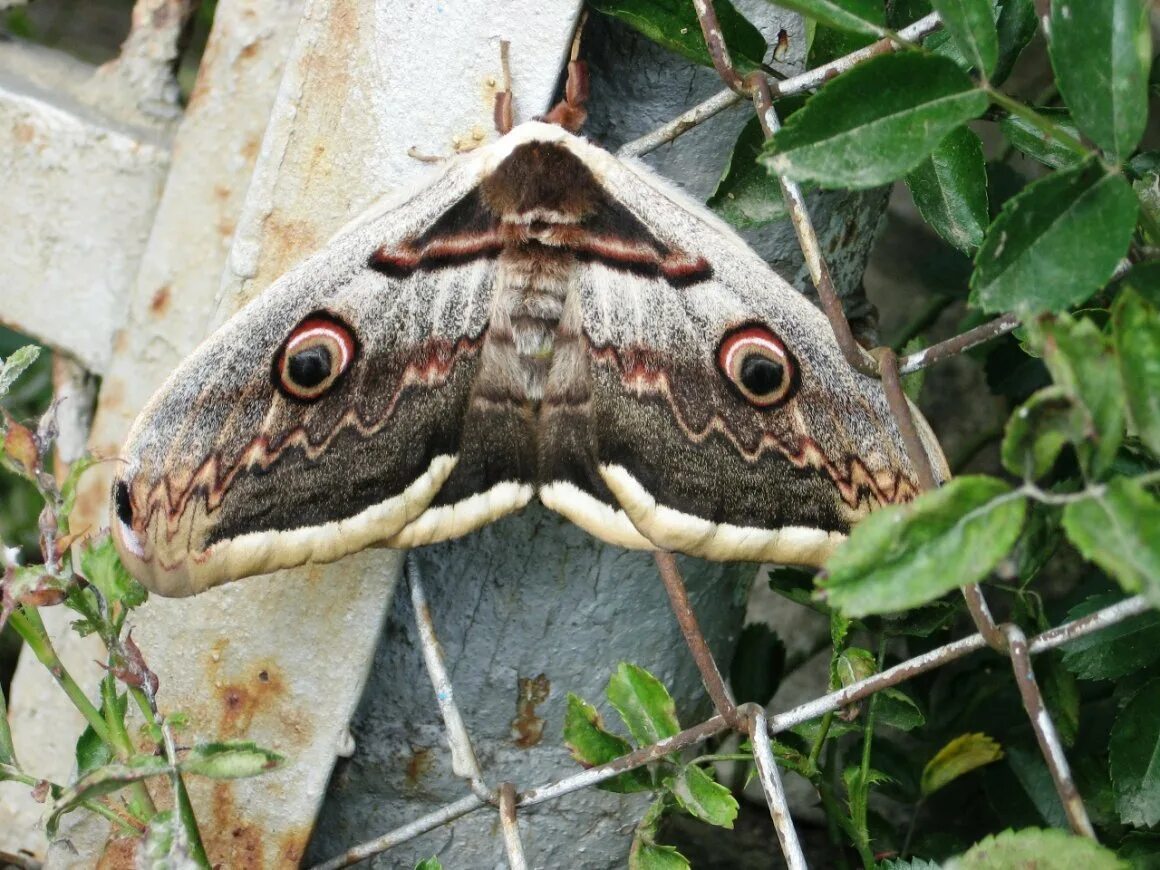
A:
[542, 13, 589, 133]
[493, 40, 514, 135]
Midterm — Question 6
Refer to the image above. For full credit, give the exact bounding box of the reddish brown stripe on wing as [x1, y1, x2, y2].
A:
[370, 233, 504, 277]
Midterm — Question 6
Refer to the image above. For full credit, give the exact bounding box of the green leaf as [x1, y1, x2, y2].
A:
[47, 755, 172, 837]
[1062, 478, 1160, 606]
[1133, 170, 1160, 246]
[669, 764, 738, 828]
[415, 859, 443, 870]
[881, 861, 942, 870]
[589, 0, 768, 73]
[1111, 679, 1160, 827]
[607, 663, 681, 747]
[970, 161, 1137, 313]
[820, 476, 1027, 617]
[992, 0, 1038, 85]
[1112, 290, 1160, 457]
[1060, 594, 1160, 680]
[1124, 260, 1160, 308]
[629, 841, 690, 870]
[728, 623, 785, 706]
[0, 346, 41, 399]
[836, 646, 876, 688]
[999, 109, 1085, 170]
[763, 0, 887, 38]
[944, 827, 1127, 869]
[563, 694, 653, 792]
[930, 0, 997, 76]
[708, 116, 788, 229]
[75, 692, 127, 776]
[79, 533, 148, 609]
[875, 687, 926, 731]
[0, 687, 15, 767]
[905, 126, 989, 253]
[1049, 0, 1152, 161]
[178, 741, 283, 779]
[1038, 315, 1125, 476]
[630, 797, 690, 870]
[762, 52, 989, 189]
[1000, 386, 1087, 479]
[58, 454, 97, 524]
[921, 733, 1003, 796]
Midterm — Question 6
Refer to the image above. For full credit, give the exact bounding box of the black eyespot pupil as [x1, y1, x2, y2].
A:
[114, 481, 133, 526]
[287, 346, 332, 388]
[739, 354, 783, 396]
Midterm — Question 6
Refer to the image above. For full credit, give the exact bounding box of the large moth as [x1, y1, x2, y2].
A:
[111, 116, 948, 597]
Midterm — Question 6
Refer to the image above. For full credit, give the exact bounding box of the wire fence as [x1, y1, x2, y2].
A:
[303, 5, 1148, 867]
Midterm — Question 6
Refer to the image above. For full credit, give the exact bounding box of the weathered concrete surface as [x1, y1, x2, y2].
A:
[3, 0, 305, 862]
[0, 57, 169, 374]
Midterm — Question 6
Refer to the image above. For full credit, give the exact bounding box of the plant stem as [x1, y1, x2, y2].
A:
[806, 711, 835, 774]
[99, 675, 158, 820]
[8, 607, 111, 746]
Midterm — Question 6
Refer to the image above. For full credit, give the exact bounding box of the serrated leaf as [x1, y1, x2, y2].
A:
[414, 859, 443, 870]
[821, 476, 1027, 617]
[765, 0, 886, 37]
[944, 827, 1126, 869]
[905, 126, 989, 253]
[58, 454, 97, 524]
[607, 663, 680, 747]
[1061, 594, 1160, 680]
[0, 346, 41, 398]
[930, 0, 997, 76]
[876, 687, 926, 731]
[762, 52, 989, 189]
[47, 755, 171, 837]
[1001, 386, 1087, 479]
[1038, 315, 1125, 477]
[999, 109, 1085, 170]
[1112, 290, 1160, 457]
[563, 694, 653, 793]
[971, 161, 1137, 314]
[1062, 478, 1160, 607]
[708, 116, 788, 229]
[589, 0, 767, 73]
[1111, 679, 1160, 826]
[992, 0, 1037, 85]
[178, 741, 283, 779]
[79, 533, 147, 609]
[881, 860, 942, 870]
[669, 764, 737, 828]
[1049, 0, 1151, 161]
[921, 733, 1003, 796]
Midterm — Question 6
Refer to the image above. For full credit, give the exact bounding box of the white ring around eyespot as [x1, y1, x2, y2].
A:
[722, 333, 787, 378]
[285, 325, 353, 373]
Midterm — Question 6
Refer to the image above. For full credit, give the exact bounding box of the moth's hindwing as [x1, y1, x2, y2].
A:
[113, 122, 947, 596]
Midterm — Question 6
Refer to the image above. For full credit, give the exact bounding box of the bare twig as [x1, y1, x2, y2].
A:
[407, 555, 492, 802]
[654, 552, 738, 723]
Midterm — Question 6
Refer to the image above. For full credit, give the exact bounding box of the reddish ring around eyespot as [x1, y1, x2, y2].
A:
[716, 323, 797, 408]
[272, 312, 358, 402]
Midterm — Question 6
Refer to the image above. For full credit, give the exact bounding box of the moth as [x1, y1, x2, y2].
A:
[111, 93, 948, 597]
